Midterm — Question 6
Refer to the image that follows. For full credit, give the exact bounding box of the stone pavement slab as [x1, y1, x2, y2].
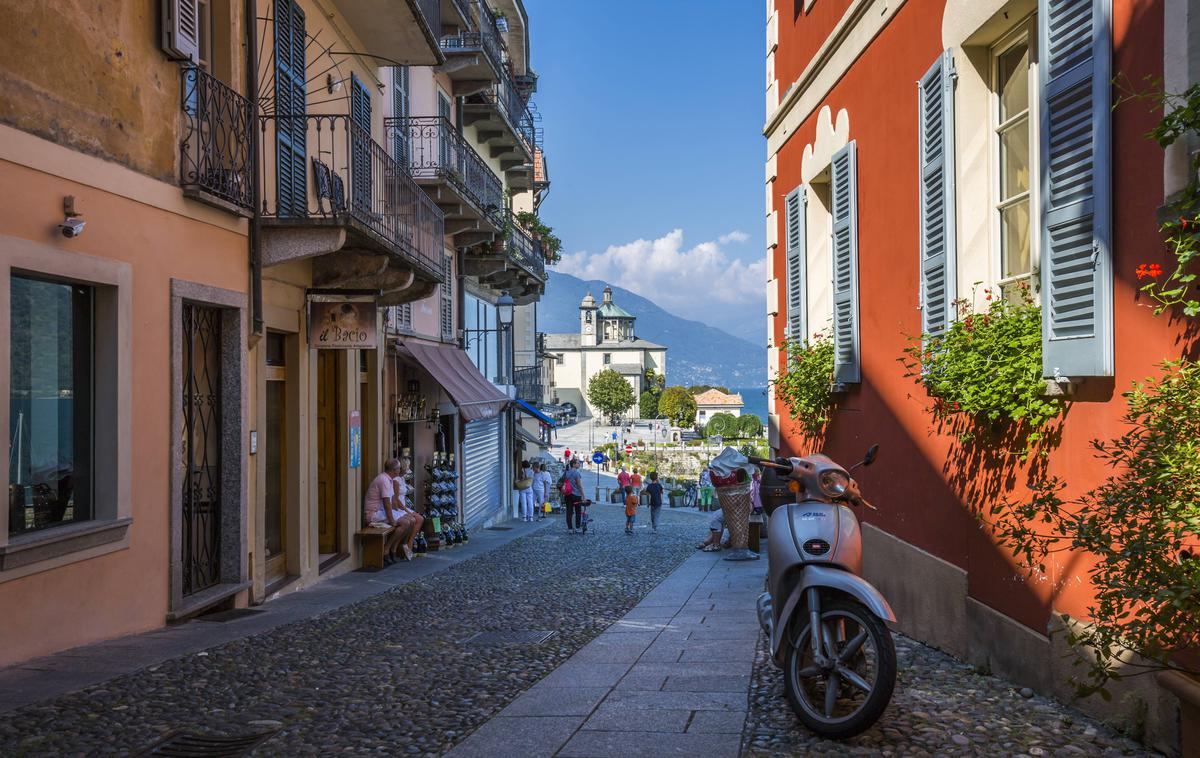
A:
[447, 550, 764, 757]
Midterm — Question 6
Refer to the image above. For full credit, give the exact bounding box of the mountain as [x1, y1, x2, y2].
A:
[539, 272, 767, 387]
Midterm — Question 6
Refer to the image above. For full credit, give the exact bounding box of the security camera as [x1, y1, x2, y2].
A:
[59, 217, 86, 238]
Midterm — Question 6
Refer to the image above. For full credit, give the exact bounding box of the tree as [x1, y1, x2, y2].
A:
[737, 413, 764, 438]
[644, 368, 666, 393]
[588, 369, 636, 421]
[638, 391, 659, 420]
[658, 386, 697, 426]
[704, 412, 739, 438]
[688, 384, 730, 395]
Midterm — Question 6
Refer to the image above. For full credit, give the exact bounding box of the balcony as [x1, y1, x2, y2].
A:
[438, 3, 504, 96]
[386, 116, 503, 241]
[335, 0, 445, 66]
[463, 66, 537, 182]
[180, 66, 253, 215]
[258, 114, 445, 305]
[464, 212, 545, 304]
[514, 365, 543, 404]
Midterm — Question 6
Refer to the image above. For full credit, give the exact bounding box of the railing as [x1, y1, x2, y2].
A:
[416, 0, 442, 40]
[180, 66, 254, 212]
[478, 66, 538, 154]
[439, 0, 503, 74]
[385, 116, 503, 225]
[258, 114, 443, 276]
[514, 366, 543, 403]
[507, 214, 545, 281]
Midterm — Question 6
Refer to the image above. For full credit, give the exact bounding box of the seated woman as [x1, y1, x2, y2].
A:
[364, 459, 408, 565]
[391, 458, 424, 560]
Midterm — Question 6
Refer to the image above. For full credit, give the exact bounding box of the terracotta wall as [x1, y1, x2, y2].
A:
[770, 0, 1172, 632]
[772, 0, 856, 92]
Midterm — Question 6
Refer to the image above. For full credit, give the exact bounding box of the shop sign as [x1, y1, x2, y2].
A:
[349, 410, 362, 469]
[308, 299, 377, 349]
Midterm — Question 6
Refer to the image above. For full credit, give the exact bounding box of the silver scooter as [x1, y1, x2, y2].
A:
[749, 446, 896, 739]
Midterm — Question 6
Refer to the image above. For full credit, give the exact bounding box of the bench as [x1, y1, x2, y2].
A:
[356, 525, 397, 569]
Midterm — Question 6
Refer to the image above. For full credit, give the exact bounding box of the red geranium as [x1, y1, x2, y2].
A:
[1136, 263, 1164, 280]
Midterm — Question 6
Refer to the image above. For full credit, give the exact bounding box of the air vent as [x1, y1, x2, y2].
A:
[803, 538, 830, 556]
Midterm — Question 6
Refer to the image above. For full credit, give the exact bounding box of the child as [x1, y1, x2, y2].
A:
[624, 485, 638, 535]
[645, 471, 664, 533]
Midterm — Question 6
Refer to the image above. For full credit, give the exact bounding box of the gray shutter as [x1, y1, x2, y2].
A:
[1039, 0, 1113, 378]
[162, 0, 201, 61]
[440, 254, 454, 341]
[462, 417, 503, 530]
[831, 141, 860, 384]
[785, 186, 808, 341]
[918, 50, 957, 338]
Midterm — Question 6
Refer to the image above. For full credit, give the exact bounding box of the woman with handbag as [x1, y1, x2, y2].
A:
[561, 458, 585, 533]
[516, 460, 536, 522]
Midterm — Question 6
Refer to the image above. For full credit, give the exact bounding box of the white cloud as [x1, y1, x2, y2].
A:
[556, 229, 766, 332]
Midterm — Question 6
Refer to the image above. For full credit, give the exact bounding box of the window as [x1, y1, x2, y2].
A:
[993, 26, 1035, 300]
[8, 275, 94, 537]
[555, 354, 564, 365]
[603, 353, 612, 365]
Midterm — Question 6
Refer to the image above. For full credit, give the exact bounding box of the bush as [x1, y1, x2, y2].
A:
[737, 413, 763, 438]
[703, 412, 739, 438]
[771, 333, 836, 439]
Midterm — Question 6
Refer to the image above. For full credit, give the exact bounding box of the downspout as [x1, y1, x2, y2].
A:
[247, 0, 264, 338]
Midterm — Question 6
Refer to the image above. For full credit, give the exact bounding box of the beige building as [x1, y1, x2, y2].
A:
[694, 389, 744, 426]
[544, 287, 666, 420]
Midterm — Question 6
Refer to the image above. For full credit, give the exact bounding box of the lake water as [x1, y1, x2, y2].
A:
[731, 386, 768, 422]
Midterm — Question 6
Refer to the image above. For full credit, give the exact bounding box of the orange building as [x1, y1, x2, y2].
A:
[764, 0, 1194, 750]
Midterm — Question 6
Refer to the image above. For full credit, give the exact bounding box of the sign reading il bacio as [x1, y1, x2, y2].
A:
[308, 299, 377, 349]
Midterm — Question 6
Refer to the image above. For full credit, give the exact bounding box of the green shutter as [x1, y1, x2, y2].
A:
[350, 74, 372, 215]
[785, 186, 807, 342]
[1039, 0, 1113, 378]
[831, 141, 860, 384]
[274, 0, 306, 218]
[918, 50, 957, 338]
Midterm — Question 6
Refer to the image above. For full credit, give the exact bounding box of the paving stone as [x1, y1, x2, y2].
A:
[445, 715, 584, 758]
[603, 689, 748, 712]
[499, 686, 609, 717]
[662, 674, 751, 693]
[687, 709, 746, 734]
[582, 705, 691, 733]
[559, 729, 742, 757]
[531, 663, 631, 689]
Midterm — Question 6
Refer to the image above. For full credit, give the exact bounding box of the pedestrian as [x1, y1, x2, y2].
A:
[623, 485, 638, 535]
[532, 462, 553, 520]
[617, 465, 631, 491]
[631, 468, 642, 495]
[645, 471, 664, 532]
[562, 458, 585, 533]
[698, 466, 715, 511]
[751, 469, 763, 514]
[364, 458, 410, 563]
[517, 459, 535, 522]
[698, 510, 727, 552]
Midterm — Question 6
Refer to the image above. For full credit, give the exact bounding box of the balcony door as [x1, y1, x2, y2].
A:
[438, 92, 453, 172]
[350, 74, 372, 216]
[274, 0, 307, 217]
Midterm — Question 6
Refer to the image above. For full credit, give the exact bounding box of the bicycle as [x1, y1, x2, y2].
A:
[683, 483, 699, 509]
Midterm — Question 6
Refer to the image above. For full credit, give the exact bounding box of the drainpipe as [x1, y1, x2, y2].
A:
[247, 0, 264, 338]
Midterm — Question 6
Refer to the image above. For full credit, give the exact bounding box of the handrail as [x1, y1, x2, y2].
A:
[506, 213, 545, 281]
[180, 65, 254, 211]
[385, 116, 503, 225]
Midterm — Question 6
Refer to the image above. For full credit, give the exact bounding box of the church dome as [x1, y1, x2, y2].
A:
[581, 292, 596, 308]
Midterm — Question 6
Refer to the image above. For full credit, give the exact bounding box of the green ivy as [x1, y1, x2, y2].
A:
[771, 334, 835, 439]
[989, 361, 1200, 695]
[900, 287, 1063, 450]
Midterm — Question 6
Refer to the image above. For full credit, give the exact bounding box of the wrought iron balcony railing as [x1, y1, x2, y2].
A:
[439, 6, 503, 75]
[385, 116, 503, 224]
[180, 66, 254, 213]
[480, 65, 538, 155]
[258, 114, 443, 276]
[507, 213, 545, 281]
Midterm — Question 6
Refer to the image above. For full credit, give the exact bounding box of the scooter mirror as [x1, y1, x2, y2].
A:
[862, 444, 880, 467]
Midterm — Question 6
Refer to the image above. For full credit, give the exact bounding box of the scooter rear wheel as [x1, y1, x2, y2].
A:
[783, 597, 896, 739]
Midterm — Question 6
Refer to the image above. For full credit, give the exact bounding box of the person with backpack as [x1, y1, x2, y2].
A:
[561, 458, 585, 534]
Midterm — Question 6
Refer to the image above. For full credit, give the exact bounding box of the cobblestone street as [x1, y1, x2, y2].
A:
[0, 503, 1165, 757]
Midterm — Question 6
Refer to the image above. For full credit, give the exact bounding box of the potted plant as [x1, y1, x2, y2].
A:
[493, 10, 508, 32]
[669, 488, 685, 508]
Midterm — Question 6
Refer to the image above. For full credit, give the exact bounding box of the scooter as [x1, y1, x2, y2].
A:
[748, 445, 896, 739]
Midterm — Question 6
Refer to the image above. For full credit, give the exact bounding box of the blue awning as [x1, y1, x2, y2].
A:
[515, 399, 556, 427]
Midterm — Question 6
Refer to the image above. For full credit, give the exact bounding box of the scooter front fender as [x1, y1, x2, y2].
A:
[770, 565, 897, 664]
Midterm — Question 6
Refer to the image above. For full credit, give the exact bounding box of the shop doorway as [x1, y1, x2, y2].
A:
[317, 350, 342, 564]
[264, 332, 289, 586]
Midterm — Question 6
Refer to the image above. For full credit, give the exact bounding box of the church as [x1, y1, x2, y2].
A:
[544, 287, 667, 420]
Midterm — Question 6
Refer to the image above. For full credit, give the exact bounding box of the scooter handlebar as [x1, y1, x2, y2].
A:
[747, 455, 792, 474]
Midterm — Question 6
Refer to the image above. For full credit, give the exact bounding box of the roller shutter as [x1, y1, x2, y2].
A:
[462, 416, 503, 530]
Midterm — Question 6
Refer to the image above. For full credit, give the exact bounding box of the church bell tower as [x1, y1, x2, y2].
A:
[580, 292, 598, 347]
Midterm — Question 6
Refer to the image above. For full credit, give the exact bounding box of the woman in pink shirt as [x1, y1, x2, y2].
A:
[364, 458, 414, 563]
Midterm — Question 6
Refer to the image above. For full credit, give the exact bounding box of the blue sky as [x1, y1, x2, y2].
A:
[524, 0, 767, 339]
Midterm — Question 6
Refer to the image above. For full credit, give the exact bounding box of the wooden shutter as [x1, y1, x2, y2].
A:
[918, 50, 957, 338]
[392, 66, 410, 166]
[163, 0, 201, 61]
[784, 186, 808, 342]
[350, 74, 373, 215]
[1039, 0, 1113, 377]
[440, 254, 455, 342]
[831, 141, 860, 384]
[274, 0, 307, 217]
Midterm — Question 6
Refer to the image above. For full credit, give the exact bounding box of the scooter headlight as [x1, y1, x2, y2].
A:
[819, 470, 850, 497]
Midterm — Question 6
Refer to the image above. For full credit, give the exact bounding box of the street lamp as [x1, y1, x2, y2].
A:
[496, 291, 515, 327]
[496, 291, 514, 385]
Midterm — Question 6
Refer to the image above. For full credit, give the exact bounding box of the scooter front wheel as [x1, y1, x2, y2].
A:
[783, 597, 896, 739]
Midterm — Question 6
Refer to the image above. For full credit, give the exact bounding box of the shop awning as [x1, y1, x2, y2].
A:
[397, 340, 509, 422]
[514, 399, 555, 427]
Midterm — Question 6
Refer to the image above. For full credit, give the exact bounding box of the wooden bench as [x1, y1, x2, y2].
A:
[356, 525, 397, 569]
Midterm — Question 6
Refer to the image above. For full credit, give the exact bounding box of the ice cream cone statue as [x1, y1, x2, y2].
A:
[709, 447, 760, 561]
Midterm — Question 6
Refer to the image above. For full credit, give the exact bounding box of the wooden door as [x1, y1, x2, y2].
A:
[264, 332, 288, 582]
[317, 350, 340, 555]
